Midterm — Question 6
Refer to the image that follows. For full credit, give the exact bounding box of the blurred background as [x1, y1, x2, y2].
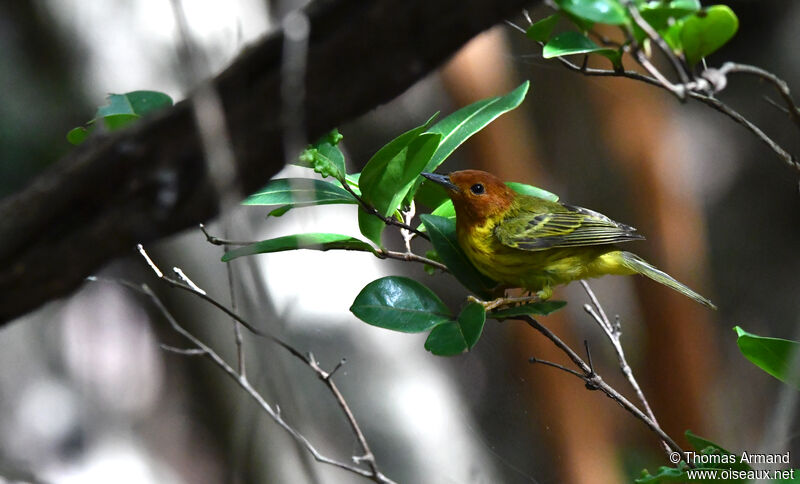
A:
[1, 1, 799, 483]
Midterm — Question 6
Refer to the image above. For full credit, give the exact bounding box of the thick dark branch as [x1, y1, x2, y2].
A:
[0, 0, 536, 323]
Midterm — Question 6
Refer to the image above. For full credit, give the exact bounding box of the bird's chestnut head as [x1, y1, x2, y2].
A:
[421, 170, 515, 224]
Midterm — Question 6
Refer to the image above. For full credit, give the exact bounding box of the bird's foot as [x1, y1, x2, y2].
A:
[469, 294, 541, 312]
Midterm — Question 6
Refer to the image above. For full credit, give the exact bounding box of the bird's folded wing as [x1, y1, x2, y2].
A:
[494, 204, 644, 251]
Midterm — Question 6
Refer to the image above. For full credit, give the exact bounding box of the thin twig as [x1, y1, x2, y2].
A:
[548, 53, 800, 172]
[339, 179, 430, 240]
[514, 314, 688, 463]
[620, 0, 691, 88]
[224, 224, 246, 377]
[529, 356, 585, 378]
[376, 249, 449, 272]
[579, 281, 671, 456]
[716, 62, 800, 131]
[125, 247, 395, 483]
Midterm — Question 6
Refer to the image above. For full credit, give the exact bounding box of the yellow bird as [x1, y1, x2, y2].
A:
[421, 170, 715, 309]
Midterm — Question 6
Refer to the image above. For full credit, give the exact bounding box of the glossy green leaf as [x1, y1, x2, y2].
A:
[561, 10, 595, 32]
[543, 32, 622, 67]
[635, 4, 697, 45]
[459, 302, 486, 349]
[526, 15, 560, 42]
[332, 172, 362, 196]
[425, 322, 468, 356]
[668, 0, 701, 10]
[413, 178, 449, 209]
[296, 129, 346, 179]
[489, 301, 567, 319]
[222, 233, 374, 261]
[350, 276, 452, 333]
[680, 5, 739, 66]
[419, 214, 497, 298]
[405, 81, 529, 205]
[243, 179, 355, 213]
[358, 121, 441, 245]
[425, 302, 487, 356]
[734, 326, 800, 389]
[555, 0, 629, 25]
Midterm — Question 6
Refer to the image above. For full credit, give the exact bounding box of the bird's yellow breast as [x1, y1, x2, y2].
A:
[456, 217, 631, 292]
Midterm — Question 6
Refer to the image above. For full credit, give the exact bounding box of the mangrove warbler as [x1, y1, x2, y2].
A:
[421, 170, 715, 309]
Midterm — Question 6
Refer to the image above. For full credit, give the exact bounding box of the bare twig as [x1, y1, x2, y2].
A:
[529, 356, 585, 378]
[127, 246, 396, 483]
[513, 314, 688, 464]
[545, 50, 800, 172]
[376, 249, 449, 272]
[716, 62, 800, 131]
[579, 281, 671, 456]
[518, 11, 800, 172]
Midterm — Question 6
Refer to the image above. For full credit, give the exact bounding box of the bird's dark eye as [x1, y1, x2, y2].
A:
[470, 183, 485, 195]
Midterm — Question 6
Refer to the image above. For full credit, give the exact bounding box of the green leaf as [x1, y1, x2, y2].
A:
[526, 15, 560, 42]
[635, 463, 690, 483]
[555, 0, 629, 25]
[358, 120, 441, 245]
[296, 129, 346, 179]
[123, 90, 174, 116]
[685, 431, 740, 465]
[425, 303, 486, 356]
[637, 430, 751, 482]
[680, 5, 739, 66]
[243, 178, 356, 214]
[489, 301, 567, 319]
[405, 81, 530, 205]
[459, 302, 486, 349]
[423, 249, 443, 275]
[635, 3, 698, 45]
[101, 113, 140, 130]
[425, 322, 468, 356]
[350, 276, 452, 333]
[668, 0, 701, 10]
[505, 182, 560, 202]
[561, 10, 595, 32]
[419, 214, 497, 298]
[543, 31, 622, 67]
[66, 127, 89, 145]
[67, 90, 173, 145]
[97, 91, 173, 117]
[734, 326, 800, 389]
[222, 233, 374, 261]
[412, 178, 448, 209]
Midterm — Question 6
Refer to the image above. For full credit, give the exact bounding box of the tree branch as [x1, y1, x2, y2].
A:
[0, 0, 536, 324]
[114, 247, 396, 483]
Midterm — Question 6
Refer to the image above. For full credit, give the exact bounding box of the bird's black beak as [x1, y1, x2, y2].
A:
[421, 172, 459, 192]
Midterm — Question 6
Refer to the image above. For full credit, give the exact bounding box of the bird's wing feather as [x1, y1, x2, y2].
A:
[494, 203, 644, 251]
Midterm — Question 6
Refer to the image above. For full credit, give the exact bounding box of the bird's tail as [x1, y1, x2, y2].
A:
[619, 251, 716, 310]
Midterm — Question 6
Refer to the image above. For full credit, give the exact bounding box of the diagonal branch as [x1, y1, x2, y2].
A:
[0, 0, 537, 324]
[120, 246, 396, 483]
